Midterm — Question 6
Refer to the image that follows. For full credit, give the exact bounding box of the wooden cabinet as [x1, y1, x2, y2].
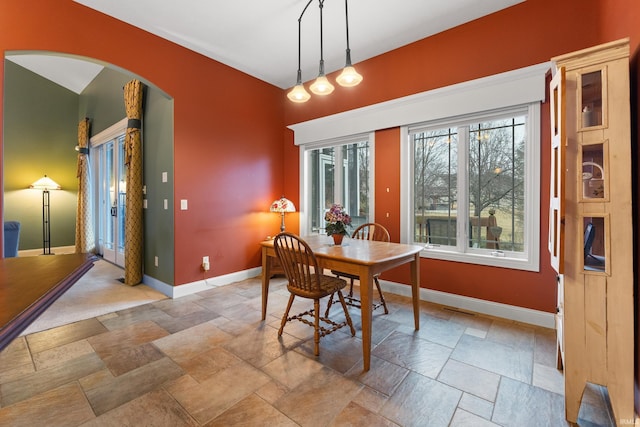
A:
[549, 39, 634, 424]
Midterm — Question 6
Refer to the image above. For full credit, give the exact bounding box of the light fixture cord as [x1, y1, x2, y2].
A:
[296, 0, 314, 84]
[344, 0, 352, 66]
[318, 0, 325, 75]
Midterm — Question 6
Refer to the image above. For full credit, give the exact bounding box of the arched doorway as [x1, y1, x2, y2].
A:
[3, 52, 175, 285]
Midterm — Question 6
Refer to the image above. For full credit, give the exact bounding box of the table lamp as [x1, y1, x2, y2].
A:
[270, 197, 296, 232]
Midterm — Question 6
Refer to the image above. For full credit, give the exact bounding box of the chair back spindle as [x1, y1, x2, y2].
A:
[274, 232, 320, 294]
[352, 223, 390, 242]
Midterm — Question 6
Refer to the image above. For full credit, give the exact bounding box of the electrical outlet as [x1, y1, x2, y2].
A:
[202, 256, 210, 271]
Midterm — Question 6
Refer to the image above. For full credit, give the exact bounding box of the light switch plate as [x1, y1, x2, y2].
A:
[164, 199, 168, 210]
[162, 172, 168, 182]
[181, 199, 188, 210]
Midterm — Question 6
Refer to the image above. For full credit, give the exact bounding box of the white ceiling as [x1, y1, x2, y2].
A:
[6, 0, 523, 93]
[6, 54, 104, 94]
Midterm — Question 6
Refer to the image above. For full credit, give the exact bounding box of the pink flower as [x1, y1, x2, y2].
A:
[324, 204, 351, 235]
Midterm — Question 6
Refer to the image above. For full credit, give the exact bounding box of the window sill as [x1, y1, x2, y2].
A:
[420, 246, 539, 272]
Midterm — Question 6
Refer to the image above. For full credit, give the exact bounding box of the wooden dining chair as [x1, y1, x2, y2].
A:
[326, 223, 391, 317]
[273, 232, 355, 356]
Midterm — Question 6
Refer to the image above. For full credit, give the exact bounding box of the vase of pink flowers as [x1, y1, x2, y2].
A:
[325, 204, 351, 245]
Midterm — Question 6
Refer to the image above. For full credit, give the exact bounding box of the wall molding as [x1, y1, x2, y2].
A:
[143, 267, 262, 298]
[144, 266, 554, 328]
[15, 251, 554, 328]
[379, 279, 555, 328]
[18, 245, 76, 257]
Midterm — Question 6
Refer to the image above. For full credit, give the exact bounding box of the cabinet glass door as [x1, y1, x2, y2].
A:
[583, 216, 607, 273]
[580, 141, 607, 201]
[578, 68, 606, 130]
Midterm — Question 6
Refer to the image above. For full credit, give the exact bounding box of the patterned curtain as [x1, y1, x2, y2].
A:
[75, 118, 95, 254]
[123, 79, 145, 285]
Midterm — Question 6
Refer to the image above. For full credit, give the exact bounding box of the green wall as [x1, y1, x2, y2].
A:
[3, 60, 79, 251]
[3, 56, 175, 286]
[79, 67, 175, 285]
[140, 83, 174, 285]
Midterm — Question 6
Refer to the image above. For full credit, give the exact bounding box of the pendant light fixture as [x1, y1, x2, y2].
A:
[309, 0, 334, 96]
[287, 0, 362, 102]
[287, 0, 313, 102]
[336, 0, 363, 87]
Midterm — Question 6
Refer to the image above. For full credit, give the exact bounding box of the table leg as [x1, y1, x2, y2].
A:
[359, 266, 374, 371]
[412, 252, 420, 330]
[261, 248, 271, 321]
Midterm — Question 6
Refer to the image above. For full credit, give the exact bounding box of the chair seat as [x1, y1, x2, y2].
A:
[328, 268, 389, 315]
[288, 274, 347, 299]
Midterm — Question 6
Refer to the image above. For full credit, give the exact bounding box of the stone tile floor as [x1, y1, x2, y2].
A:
[0, 274, 615, 426]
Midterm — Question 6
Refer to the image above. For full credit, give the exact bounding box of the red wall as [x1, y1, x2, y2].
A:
[0, 1, 285, 285]
[283, 0, 637, 313]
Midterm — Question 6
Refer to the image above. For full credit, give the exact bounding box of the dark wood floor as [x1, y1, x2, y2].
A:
[0, 253, 95, 351]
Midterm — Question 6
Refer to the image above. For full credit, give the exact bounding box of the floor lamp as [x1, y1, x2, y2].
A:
[30, 175, 61, 255]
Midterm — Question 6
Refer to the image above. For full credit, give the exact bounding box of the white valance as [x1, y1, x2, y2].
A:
[288, 62, 551, 146]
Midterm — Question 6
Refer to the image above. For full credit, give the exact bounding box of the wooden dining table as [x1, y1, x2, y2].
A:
[260, 234, 423, 371]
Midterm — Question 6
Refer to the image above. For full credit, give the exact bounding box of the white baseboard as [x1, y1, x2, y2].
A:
[379, 279, 555, 328]
[146, 268, 554, 328]
[11, 246, 554, 328]
[143, 267, 262, 298]
[18, 245, 76, 257]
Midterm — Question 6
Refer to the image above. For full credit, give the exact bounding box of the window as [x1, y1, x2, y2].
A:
[300, 135, 374, 235]
[405, 105, 540, 271]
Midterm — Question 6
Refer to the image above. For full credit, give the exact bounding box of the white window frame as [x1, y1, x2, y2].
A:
[298, 133, 375, 236]
[403, 103, 540, 271]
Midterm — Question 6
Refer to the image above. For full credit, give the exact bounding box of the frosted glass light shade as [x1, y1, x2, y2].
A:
[336, 65, 363, 87]
[309, 75, 334, 95]
[287, 84, 311, 103]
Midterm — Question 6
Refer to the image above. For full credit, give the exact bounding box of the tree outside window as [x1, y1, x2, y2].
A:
[412, 114, 526, 255]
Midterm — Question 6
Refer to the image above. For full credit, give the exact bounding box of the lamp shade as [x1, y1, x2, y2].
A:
[309, 75, 335, 95]
[270, 197, 296, 213]
[287, 84, 311, 103]
[336, 65, 363, 87]
[29, 175, 61, 190]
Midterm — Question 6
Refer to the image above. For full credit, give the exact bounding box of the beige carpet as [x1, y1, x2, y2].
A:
[21, 259, 167, 336]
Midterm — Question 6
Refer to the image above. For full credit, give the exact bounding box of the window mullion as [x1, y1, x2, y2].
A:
[457, 126, 470, 253]
[334, 147, 344, 206]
